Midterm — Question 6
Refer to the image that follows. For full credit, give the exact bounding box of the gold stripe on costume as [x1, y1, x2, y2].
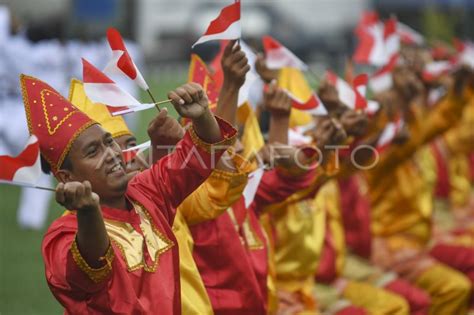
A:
[188, 117, 237, 153]
[105, 202, 174, 272]
[70, 239, 115, 283]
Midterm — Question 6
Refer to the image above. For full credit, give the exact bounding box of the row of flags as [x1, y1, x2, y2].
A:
[3, 1, 474, 205]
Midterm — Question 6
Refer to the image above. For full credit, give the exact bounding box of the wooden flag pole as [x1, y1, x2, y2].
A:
[154, 99, 172, 106]
[147, 89, 161, 111]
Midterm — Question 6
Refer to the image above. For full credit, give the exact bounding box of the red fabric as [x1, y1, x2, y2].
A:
[431, 142, 450, 199]
[106, 28, 138, 79]
[338, 176, 372, 259]
[353, 29, 376, 64]
[353, 74, 368, 110]
[42, 118, 236, 315]
[315, 218, 338, 283]
[383, 17, 397, 40]
[335, 305, 367, 315]
[191, 167, 317, 315]
[182, 54, 220, 126]
[20, 75, 96, 173]
[384, 279, 431, 315]
[188, 54, 220, 106]
[430, 243, 474, 308]
[82, 59, 114, 84]
[430, 244, 474, 283]
[290, 93, 322, 112]
[0, 136, 39, 181]
[262, 35, 281, 51]
[203, 1, 240, 36]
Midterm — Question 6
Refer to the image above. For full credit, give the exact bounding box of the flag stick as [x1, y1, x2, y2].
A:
[154, 99, 172, 106]
[147, 89, 161, 112]
[0, 180, 55, 192]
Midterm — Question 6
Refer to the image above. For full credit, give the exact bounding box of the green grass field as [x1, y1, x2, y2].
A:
[0, 75, 184, 314]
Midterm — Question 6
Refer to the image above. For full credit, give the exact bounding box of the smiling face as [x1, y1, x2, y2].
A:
[56, 124, 129, 201]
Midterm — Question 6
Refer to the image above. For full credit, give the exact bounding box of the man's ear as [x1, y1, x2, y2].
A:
[56, 169, 73, 183]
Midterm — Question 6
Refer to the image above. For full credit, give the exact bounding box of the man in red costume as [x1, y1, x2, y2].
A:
[20, 74, 236, 314]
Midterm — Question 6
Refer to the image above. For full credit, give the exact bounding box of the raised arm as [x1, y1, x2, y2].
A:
[131, 83, 237, 217]
[216, 40, 250, 126]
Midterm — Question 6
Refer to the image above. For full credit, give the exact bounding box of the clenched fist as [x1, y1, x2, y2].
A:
[255, 53, 279, 83]
[310, 117, 347, 149]
[56, 181, 100, 212]
[340, 109, 368, 137]
[147, 108, 185, 146]
[222, 40, 250, 88]
[264, 81, 292, 118]
[168, 83, 210, 120]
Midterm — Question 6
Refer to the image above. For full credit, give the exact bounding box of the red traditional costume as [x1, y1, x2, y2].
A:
[20, 74, 237, 314]
[190, 166, 318, 315]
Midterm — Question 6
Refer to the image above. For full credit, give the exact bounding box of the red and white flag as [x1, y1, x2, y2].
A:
[384, 17, 400, 59]
[422, 60, 455, 82]
[397, 22, 424, 45]
[83, 59, 155, 116]
[262, 35, 308, 71]
[192, 1, 241, 48]
[0, 135, 42, 186]
[326, 71, 367, 110]
[454, 39, 474, 69]
[370, 54, 398, 93]
[122, 140, 151, 163]
[288, 91, 327, 116]
[243, 167, 264, 208]
[104, 27, 149, 90]
[353, 14, 386, 66]
[354, 14, 400, 66]
[288, 129, 313, 146]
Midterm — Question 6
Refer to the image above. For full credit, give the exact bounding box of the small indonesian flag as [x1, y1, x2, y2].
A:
[397, 22, 424, 45]
[243, 167, 264, 208]
[454, 39, 474, 69]
[288, 91, 327, 116]
[288, 128, 313, 146]
[83, 59, 155, 116]
[262, 35, 308, 71]
[376, 118, 404, 151]
[370, 54, 398, 93]
[384, 17, 400, 59]
[353, 14, 386, 66]
[0, 135, 42, 185]
[353, 13, 400, 66]
[422, 60, 455, 82]
[104, 27, 149, 90]
[326, 71, 368, 111]
[192, 1, 241, 48]
[122, 140, 151, 163]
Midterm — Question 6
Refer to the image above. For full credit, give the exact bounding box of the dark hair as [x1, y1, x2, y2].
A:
[40, 154, 72, 174]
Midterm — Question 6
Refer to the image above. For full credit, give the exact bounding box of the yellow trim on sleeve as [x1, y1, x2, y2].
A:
[70, 239, 114, 284]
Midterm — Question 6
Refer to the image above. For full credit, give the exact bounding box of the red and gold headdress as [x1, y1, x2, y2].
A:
[20, 74, 97, 174]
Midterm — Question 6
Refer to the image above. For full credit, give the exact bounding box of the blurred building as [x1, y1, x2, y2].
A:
[2, 0, 473, 70]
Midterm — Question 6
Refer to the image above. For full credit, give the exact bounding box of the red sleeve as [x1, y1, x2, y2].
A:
[42, 215, 115, 304]
[129, 116, 236, 219]
[252, 166, 317, 215]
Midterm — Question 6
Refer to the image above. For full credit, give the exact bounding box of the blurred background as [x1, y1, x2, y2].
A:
[0, 0, 473, 314]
